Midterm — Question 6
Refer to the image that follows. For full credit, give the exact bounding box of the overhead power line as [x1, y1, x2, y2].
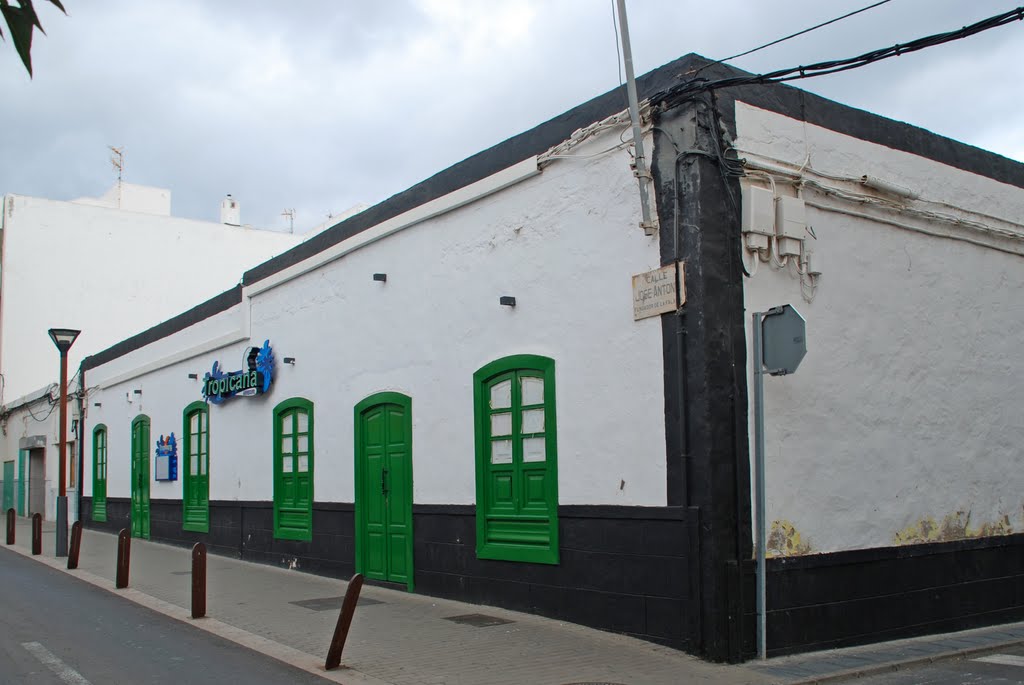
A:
[656, 6, 1024, 109]
[717, 0, 893, 66]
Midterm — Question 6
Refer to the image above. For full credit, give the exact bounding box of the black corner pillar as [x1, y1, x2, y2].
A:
[650, 97, 753, 662]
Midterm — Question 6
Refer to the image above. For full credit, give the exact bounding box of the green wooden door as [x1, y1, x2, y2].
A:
[273, 398, 313, 541]
[130, 416, 151, 539]
[355, 393, 413, 589]
[182, 403, 209, 533]
[92, 426, 108, 522]
[17, 450, 26, 516]
[2, 461, 13, 512]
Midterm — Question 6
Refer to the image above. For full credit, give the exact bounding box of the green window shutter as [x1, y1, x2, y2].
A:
[474, 355, 559, 564]
[182, 402, 210, 533]
[92, 425, 107, 522]
[273, 397, 314, 541]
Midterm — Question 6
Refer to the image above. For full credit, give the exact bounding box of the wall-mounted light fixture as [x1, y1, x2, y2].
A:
[283, 357, 296, 365]
[133, 389, 142, 395]
[373, 273, 387, 283]
[93, 402, 101, 408]
[188, 373, 199, 380]
[499, 296, 516, 307]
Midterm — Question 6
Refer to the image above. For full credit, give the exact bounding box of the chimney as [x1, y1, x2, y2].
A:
[220, 194, 241, 225]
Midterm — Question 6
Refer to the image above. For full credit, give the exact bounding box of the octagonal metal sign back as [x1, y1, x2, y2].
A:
[761, 304, 806, 375]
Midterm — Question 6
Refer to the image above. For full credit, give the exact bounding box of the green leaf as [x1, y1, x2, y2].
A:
[47, 0, 67, 14]
[0, 4, 36, 76]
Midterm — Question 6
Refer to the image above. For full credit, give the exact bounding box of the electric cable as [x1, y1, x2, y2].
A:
[696, 0, 893, 77]
[654, 7, 1024, 110]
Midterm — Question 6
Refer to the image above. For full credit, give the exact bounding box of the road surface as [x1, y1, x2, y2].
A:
[0, 547, 332, 684]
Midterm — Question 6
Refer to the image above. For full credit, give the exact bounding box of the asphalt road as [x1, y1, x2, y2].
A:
[0, 547, 332, 684]
[855, 645, 1024, 684]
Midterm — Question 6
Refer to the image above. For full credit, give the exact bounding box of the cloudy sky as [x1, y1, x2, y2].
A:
[3, 1, 1023, 233]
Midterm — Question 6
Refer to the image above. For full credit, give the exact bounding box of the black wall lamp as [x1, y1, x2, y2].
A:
[283, 357, 296, 365]
[499, 296, 516, 307]
[133, 389, 142, 395]
[188, 373, 198, 380]
[93, 402, 101, 408]
[373, 273, 387, 283]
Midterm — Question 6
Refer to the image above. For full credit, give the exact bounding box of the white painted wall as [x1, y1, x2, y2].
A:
[0, 384, 83, 521]
[735, 102, 1024, 556]
[85, 127, 669, 510]
[0, 189, 300, 403]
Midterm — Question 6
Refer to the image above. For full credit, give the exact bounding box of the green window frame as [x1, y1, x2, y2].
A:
[182, 401, 210, 533]
[273, 397, 314, 541]
[474, 354, 559, 564]
[92, 424, 108, 522]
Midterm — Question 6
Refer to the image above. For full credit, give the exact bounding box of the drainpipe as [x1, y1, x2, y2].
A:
[76, 366, 85, 525]
[615, 0, 658, 236]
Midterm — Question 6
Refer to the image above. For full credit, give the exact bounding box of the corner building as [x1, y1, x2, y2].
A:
[81, 54, 1024, 661]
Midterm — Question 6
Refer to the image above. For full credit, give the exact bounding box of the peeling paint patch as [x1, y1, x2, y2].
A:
[894, 510, 1018, 546]
[767, 520, 813, 557]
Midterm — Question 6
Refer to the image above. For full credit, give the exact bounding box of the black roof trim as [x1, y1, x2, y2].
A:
[241, 55, 697, 287]
[82, 285, 243, 371]
[81, 54, 1024, 371]
[660, 58, 1024, 190]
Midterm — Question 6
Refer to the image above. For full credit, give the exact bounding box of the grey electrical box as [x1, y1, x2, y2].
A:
[761, 304, 806, 375]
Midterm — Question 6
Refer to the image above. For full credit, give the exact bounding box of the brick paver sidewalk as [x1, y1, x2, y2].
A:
[4, 519, 769, 685]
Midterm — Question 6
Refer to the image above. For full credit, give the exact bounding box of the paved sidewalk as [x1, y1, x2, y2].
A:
[3, 518, 1023, 685]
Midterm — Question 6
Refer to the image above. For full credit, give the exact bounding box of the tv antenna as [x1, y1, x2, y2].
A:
[281, 208, 295, 233]
[109, 146, 124, 183]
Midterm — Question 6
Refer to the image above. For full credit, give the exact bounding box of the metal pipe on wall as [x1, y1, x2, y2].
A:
[615, 0, 657, 236]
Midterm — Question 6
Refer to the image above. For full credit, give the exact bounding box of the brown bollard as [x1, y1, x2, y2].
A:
[31, 513, 42, 555]
[67, 521, 83, 569]
[191, 542, 207, 619]
[115, 528, 131, 588]
[325, 573, 364, 670]
[5, 508, 14, 544]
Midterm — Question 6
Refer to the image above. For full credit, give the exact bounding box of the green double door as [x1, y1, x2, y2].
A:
[130, 416, 151, 539]
[356, 394, 413, 589]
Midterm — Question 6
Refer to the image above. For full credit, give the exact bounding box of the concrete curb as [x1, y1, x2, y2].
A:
[2, 541, 387, 685]
[778, 639, 1024, 684]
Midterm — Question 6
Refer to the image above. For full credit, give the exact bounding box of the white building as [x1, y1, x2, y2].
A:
[76, 55, 1024, 661]
[0, 184, 301, 524]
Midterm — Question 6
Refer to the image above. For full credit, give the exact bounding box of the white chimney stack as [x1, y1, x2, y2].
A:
[220, 194, 241, 225]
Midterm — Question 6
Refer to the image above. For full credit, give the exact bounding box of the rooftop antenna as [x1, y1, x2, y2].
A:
[281, 208, 295, 233]
[109, 146, 125, 207]
[109, 146, 124, 183]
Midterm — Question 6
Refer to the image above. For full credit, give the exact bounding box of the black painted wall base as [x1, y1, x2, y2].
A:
[80, 496, 1022, 659]
[80, 498, 699, 650]
[743, 534, 1024, 658]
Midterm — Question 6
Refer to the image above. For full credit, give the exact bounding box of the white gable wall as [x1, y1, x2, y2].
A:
[735, 101, 1024, 555]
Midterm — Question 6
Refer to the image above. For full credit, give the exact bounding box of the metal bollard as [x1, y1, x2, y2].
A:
[31, 513, 42, 555]
[115, 528, 131, 588]
[325, 573, 364, 670]
[5, 508, 14, 545]
[67, 521, 83, 569]
[191, 542, 206, 619]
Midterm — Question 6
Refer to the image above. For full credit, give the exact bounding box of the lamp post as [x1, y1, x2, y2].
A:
[48, 327, 80, 557]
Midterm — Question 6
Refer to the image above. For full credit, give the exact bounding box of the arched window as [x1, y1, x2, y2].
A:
[474, 355, 559, 564]
[273, 397, 314, 541]
[182, 401, 210, 533]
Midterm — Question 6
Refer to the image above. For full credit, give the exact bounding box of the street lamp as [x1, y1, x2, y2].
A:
[48, 327, 80, 557]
